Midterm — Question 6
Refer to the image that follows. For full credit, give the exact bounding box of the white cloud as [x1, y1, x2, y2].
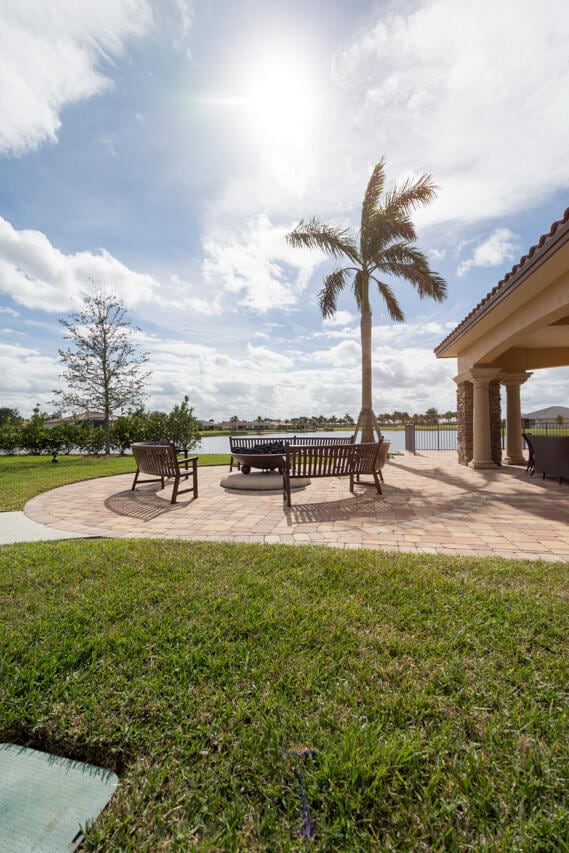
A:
[0, 216, 158, 312]
[0, 0, 154, 156]
[331, 0, 569, 226]
[521, 367, 569, 412]
[202, 213, 324, 314]
[308, 340, 361, 365]
[313, 325, 359, 341]
[1, 315, 460, 420]
[134, 321, 460, 422]
[322, 310, 355, 327]
[0, 341, 61, 410]
[167, 274, 223, 315]
[428, 248, 446, 263]
[245, 343, 294, 369]
[457, 228, 520, 277]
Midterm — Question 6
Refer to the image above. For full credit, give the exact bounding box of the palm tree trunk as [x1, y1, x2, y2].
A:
[354, 310, 382, 443]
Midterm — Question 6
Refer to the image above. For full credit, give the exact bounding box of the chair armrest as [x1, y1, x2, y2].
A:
[178, 455, 198, 465]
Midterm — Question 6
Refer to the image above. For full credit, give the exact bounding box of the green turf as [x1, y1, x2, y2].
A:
[1, 539, 568, 850]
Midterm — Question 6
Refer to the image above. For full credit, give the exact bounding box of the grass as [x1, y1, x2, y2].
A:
[0, 454, 229, 511]
[1, 539, 568, 850]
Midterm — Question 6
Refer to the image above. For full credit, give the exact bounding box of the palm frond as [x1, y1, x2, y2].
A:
[383, 173, 438, 219]
[287, 217, 360, 264]
[374, 241, 423, 267]
[360, 159, 386, 240]
[372, 278, 405, 322]
[362, 212, 416, 259]
[318, 268, 352, 318]
[376, 243, 447, 301]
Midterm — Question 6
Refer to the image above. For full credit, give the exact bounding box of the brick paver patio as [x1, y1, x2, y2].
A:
[24, 452, 569, 561]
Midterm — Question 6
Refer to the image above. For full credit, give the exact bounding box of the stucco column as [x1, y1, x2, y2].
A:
[468, 368, 502, 469]
[501, 372, 532, 465]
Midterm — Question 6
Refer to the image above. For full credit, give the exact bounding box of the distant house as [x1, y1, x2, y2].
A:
[522, 405, 569, 422]
[219, 420, 250, 431]
[45, 412, 109, 429]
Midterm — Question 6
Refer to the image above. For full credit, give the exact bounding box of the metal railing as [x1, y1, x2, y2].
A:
[522, 420, 569, 436]
[405, 420, 569, 454]
[404, 422, 458, 452]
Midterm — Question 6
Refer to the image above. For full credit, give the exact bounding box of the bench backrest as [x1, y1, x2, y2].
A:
[290, 435, 355, 446]
[285, 442, 381, 478]
[132, 442, 180, 478]
[230, 435, 355, 453]
[376, 440, 391, 469]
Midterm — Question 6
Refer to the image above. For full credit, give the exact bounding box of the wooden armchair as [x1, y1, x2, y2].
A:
[131, 442, 198, 504]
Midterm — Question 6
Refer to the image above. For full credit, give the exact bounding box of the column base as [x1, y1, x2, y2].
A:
[469, 459, 498, 469]
[503, 456, 526, 466]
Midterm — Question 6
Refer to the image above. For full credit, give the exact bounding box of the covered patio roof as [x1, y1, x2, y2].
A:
[435, 207, 569, 374]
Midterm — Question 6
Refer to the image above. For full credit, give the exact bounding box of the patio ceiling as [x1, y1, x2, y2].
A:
[435, 208, 569, 374]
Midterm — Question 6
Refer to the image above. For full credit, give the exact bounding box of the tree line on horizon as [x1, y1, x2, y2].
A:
[0, 404, 461, 457]
[225, 409, 458, 429]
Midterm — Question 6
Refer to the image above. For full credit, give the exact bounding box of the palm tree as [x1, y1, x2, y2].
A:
[286, 158, 446, 443]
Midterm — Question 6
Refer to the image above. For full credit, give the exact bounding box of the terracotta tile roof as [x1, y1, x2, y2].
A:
[435, 206, 569, 355]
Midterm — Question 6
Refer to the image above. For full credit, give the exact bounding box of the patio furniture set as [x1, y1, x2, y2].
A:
[131, 436, 390, 507]
[229, 433, 355, 473]
[522, 433, 569, 484]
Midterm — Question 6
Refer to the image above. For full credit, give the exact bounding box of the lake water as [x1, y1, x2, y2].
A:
[196, 430, 408, 454]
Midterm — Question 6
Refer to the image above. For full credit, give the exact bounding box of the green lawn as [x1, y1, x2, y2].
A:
[1, 455, 568, 848]
[0, 453, 229, 511]
[1, 539, 568, 851]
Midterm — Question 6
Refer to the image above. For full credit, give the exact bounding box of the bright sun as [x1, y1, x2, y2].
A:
[239, 50, 318, 149]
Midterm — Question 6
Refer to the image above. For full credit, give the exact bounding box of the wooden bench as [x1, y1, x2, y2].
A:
[229, 434, 354, 471]
[282, 442, 383, 506]
[131, 442, 198, 504]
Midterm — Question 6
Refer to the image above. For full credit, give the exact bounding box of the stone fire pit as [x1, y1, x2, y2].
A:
[221, 442, 310, 492]
[230, 441, 286, 475]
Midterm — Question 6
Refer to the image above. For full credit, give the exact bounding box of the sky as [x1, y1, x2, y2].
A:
[1, 0, 569, 423]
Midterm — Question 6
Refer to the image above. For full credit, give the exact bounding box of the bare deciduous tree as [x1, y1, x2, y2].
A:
[54, 289, 150, 455]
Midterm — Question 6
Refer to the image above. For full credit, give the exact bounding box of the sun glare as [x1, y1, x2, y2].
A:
[239, 49, 319, 149]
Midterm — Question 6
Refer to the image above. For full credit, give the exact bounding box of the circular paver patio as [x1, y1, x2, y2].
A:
[24, 452, 569, 561]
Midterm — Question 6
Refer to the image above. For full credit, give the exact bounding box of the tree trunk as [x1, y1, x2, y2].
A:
[354, 309, 382, 443]
[104, 409, 111, 456]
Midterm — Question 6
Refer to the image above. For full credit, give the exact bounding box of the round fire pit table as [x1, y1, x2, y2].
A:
[231, 441, 287, 475]
[231, 450, 285, 475]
